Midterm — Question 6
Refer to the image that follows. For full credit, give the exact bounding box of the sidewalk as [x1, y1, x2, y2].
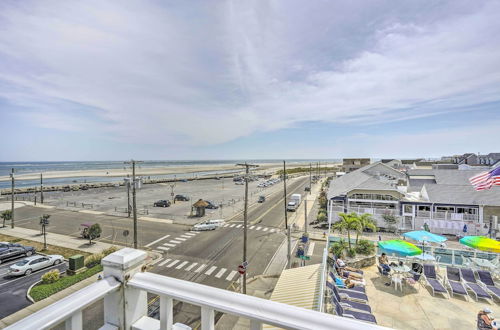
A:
[0, 226, 120, 254]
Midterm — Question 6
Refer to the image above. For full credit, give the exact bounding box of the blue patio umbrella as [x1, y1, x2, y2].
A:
[378, 240, 422, 257]
[402, 231, 447, 243]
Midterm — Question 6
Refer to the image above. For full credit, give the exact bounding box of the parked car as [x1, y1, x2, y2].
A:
[9, 255, 64, 276]
[174, 195, 190, 201]
[258, 196, 266, 203]
[154, 200, 171, 207]
[205, 219, 225, 227]
[304, 187, 311, 192]
[235, 181, 244, 185]
[0, 242, 36, 264]
[205, 201, 219, 209]
[192, 222, 217, 231]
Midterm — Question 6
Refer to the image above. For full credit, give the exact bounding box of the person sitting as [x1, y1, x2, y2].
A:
[339, 269, 364, 282]
[336, 257, 363, 274]
[378, 253, 391, 273]
[478, 308, 498, 330]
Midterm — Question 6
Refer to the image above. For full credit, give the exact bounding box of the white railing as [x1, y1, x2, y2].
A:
[6, 248, 385, 330]
[330, 206, 398, 216]
[416, 211, 478, 221]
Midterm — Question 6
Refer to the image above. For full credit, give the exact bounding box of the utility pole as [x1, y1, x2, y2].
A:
[236, 162, 258, 294]
[40, 173, 44, 204]
[125, 160, 143, 249]
[125, 177, 131, 217]
[10, 168, 14, 229]
[169, 182, 176, 204]
[283, 161, 291, 269]
[304, 198, 308, 234]
[309, 163, 312, 195]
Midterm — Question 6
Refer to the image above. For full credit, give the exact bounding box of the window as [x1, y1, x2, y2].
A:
[404, 205, 413, 213]
[418, 205, 430, 211]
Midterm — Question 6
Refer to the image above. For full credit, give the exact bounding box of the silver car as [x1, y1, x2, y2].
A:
[9, 255, 64, 276]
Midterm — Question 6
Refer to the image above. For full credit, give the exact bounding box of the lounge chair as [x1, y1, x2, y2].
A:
[329, 281, 369, 303]
[459, 268, 492, 302]
[333, 301, 377, 324]
[445, 266, 469, 301]
[422, 264, 448, 298]
[329, 271, 366, 293]
[330, 291, 372, 313]
[477, 270, 500, 301]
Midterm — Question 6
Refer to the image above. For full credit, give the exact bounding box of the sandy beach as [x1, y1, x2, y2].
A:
[0, 162, 288, 182]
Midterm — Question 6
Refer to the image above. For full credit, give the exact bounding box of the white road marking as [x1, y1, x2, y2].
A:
[226, 270, 238, 281]
[306, 242, 316, 257]
[144, 234, 170, 247]
[256, 226, 262, 230]
[153, 250, 163, 254]
[229, 224, 236, 228]
[176, 261, 189, 269]
[215, 268, 227, 278]
[184, 232, 197, 236]
[151, 257, 163, 265]
[159, 259, 171, 267]
[249, 226, 255, 229]
[235, 224, 242, 228]
[180, 235, 192, 239]
[205, 266, 217, 275]
[170, 240, 182, 244]
[270, 229, 276, 233]
[163, 243, 176, 247]
[157, 246, 170, 251]
[263, 227, 268, 232]
[176, 237, 187, 241]
[223, 224, 229, 227]
[185, 262, 198, 271]
[195, 264, 207, 273]
[166, 260, 180, 268]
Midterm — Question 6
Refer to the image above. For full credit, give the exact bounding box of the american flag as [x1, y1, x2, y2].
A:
[469, 167, 500, 191]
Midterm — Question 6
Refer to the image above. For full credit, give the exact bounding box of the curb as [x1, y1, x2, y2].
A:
[26, 269, 67, 303]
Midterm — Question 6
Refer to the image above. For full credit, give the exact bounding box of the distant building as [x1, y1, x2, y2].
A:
[446, 152, 500, 166]
[342, 158, 370, 173]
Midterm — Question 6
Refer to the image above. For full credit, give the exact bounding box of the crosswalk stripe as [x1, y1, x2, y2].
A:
[306, 242, 316, 257]
[167, 260, 180, 268]
[249, 226, 255, 229]
[205, 266, 217, 275]
[176, 237, 187, 241]
[229, 224, 236, 228]
[185, 262, 198, 271]
[151, 257, 163, 265]
[263, 227, 268, 232]
[163, 243, 176, 247]
[159, 259, 171, 267]
[270, 229, 276, 233]
[256, 226, 262, 230]
[223, 224, 229, 227]
[144, 234, 170, 247]
[170, 240, 182, 244]
[157, 246, 170, 251]
[236, 224, 242, 228]
[153, 250, 163, 254]
[195, 264, 207, 273]
[215, 268, 227, 278]
[180, 235, 192, 239]
[185, 232, 196, 236]
[176, 261, 189, 269]
[226, 270, 237, 281]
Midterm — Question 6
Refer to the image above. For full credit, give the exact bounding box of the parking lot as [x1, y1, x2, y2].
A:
[0, 254, 67, 319]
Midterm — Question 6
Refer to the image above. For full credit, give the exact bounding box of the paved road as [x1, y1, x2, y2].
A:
[0, 256, 67, 319]
[6, 176, 312, 327]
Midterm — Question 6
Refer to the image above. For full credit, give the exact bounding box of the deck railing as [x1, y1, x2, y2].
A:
[5, 248, 383, 330]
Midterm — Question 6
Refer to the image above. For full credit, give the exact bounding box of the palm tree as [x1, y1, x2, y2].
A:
[332, 212, 359, 250]
[356, 213, 377, 244]
[1, 210, 12, 228]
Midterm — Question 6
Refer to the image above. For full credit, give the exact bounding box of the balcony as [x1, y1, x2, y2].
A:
[415, 210, 478, 221]
[5, 248, 383, 330]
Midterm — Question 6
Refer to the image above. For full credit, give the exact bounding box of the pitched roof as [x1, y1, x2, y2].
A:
[422, 184, 500, 206]
[407, 169, 484, 185]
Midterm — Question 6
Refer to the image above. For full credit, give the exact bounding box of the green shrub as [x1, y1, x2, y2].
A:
[30, 265, 103, 302]
[84, 253, 103, 268]
[41, 269, 60, 284]
[330, 239, 348, 257]
[317, 213, 327, 222]
[355, 239, 375, 255]
[102, 246, 118, 256]
[317, 209, 327, 217]
[346, 248, 357, 258]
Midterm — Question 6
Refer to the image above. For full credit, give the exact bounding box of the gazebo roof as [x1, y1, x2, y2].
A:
[193, 199, 209, 207]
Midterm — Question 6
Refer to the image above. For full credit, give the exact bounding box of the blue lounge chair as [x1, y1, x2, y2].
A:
[330, 282, 368, 303]
[334, 301, 377, 324]
[477, 270, 500, 301]
[446, 266, 469, 301]
[329, 271, 366, 293]
[331, 293, 372, 313]
[422, 264, 448, 298]
[459, 268, 492, 302]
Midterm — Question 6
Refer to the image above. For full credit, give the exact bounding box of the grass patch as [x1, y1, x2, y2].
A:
[30, 265, 103, 302]
[0, 233, 90, 259]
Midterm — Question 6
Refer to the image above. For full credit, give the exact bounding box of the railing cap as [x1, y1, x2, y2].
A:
[102, 248, 146, 271]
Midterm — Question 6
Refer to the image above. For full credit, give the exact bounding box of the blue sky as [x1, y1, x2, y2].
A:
[0, 0, 499, 161]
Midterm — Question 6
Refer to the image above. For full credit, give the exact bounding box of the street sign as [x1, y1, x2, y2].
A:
[242, 261, 249, 268]
[123, 230, 129, 237]
[238, 264, 246, 274]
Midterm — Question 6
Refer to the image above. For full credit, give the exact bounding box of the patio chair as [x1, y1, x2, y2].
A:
[477, 270, 500, 301]
[331, 291, 372, 314]
[330, 282, 369, 303]
[422, 264, 448, 298]
[459, 268, 492, 302]
[334, 301, 377, 324]
[445, 266, 469, 301]
[329, 271, 366, 293]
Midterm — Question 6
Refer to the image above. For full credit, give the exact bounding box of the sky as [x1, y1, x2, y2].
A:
[0, 0, 499, 161]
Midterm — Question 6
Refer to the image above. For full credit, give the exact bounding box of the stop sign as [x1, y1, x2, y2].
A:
[238, 264, 246, 274]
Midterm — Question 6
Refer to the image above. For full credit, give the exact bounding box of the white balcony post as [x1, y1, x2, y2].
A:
[201, 306, 214, 330]
[250, 319, 263, 330]
[101, 248, 148, 329]
[65, 311, 82, 330]
[160, 296, 174, 330]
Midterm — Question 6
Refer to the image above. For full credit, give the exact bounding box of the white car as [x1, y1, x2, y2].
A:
[9, 255, 64, 276]
[192, 222, 217, 231]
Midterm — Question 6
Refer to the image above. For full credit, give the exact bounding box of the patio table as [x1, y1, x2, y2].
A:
[392, 265, 411, 273]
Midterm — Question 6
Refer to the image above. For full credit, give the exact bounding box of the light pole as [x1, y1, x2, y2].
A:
[309, 163, 312, 195]
[124, 177, 131, 218]
[125, 160, 143, 249]
[169, 183, 176, 204]
[283, 161, 291, 269]
[236, 162, 258, 294]
[10, 168, 14, 228]
[40, 173, 44, 204]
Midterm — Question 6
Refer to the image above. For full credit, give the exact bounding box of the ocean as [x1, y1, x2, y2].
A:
[0, 159, 339, 189]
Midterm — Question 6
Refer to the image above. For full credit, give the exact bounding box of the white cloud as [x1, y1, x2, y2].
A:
[0, 0, 499, 148]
